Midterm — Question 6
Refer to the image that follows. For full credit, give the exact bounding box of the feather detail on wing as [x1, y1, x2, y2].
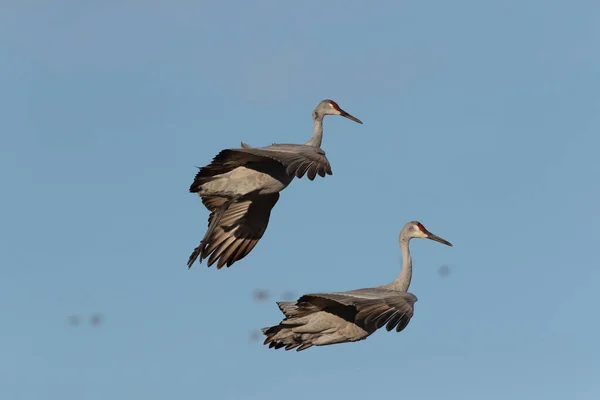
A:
[189, 149, 268, 192]
[199, 193, 280, 269]
[232, 146, 332, 180]
[190, 145, 331, 194]
[298, 291, 417, 333]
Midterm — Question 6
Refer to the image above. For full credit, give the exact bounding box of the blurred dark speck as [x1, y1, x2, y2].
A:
[68, 315, 80, 326]
[249, 330, 261, 342]
[253, 289, 269, 302]
[89, 314, 104, 326]
[438, 265, 451, 277]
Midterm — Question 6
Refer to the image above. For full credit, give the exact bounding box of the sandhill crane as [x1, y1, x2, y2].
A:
[187, 100, 362, 270]
[262, 221, 452, 351]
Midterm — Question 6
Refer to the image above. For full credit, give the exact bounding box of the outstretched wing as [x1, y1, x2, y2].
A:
[198, 193, 280, 269]
[232, 145, 332, 181]
[190, 145, 331, 193]
[299, 290, 417, 333]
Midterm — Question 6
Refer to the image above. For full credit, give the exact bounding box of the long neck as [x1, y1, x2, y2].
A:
[305, 112, 324, 147]
[389, 239, 412, 292]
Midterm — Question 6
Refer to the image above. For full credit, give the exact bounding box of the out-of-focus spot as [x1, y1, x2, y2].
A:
[280, 291, 295, 301]
[249, 330, 261, 343]
[438, 265, 451, 277]
[89, 314, 104, 327]
[253, 289, 269, 302]
[68, 315, 80, 326]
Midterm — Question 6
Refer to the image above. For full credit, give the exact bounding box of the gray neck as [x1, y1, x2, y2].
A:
[305, 112, 324, 147]
[389, 238, 412, 292]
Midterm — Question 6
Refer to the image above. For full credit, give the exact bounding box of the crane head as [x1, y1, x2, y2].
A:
[404, 221, 453, 246]
[315, 99, 363, 124]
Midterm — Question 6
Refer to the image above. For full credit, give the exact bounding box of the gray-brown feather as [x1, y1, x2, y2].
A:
[190, 145, 331, 194]
[262, 290, 417, 351]
[190, 149, 272, 193]
[232, 145, 332, 181]
[200, 193, 280, 269]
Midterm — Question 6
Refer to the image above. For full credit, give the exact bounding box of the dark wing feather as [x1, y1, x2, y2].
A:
[299, 291, 416, 333]
[190, 149, 271, 192]
[232, 146, 332, 181]
[201, 193, 280, 269]
[296, 294, 359, 324]
[355, 294, 416, 333]
[190, 145, 330, 194]
[201, 197, 228, 212]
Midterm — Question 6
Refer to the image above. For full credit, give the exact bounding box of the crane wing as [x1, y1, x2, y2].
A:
[190, 145, 331, 193]
[298, 291, 417, 333]
[232, 146, 332, 181]
[190, 149, 270, 193]
[197, 193, 280, 269]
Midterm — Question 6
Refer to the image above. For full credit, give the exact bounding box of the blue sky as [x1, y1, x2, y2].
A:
[1, 1, 599, 399]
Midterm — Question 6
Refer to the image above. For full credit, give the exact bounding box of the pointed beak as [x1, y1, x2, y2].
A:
[426, 232, 453, 247]
[339, 109, 363, 124]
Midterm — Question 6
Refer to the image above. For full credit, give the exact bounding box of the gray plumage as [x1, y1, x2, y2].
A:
[188, 100, 362, 270]
[262, 221, 453, 351]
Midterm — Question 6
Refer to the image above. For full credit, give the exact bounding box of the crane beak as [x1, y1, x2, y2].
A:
[339, 109, 363, 124]
[426, 232, 453, 247]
